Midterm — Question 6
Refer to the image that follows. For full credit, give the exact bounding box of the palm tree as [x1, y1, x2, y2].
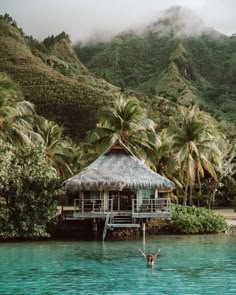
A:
[156, 130, 183, 193]
[87, 95, 161, 168]
[36, 118, 73, 178]
[0, 73, 40, 148]
[166, 106, 222, 205]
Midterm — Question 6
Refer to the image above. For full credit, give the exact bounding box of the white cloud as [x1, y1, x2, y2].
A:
[0, 0, 235, 42]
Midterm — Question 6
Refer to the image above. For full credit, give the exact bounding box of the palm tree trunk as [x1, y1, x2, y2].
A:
[189, 185, 193, 206]
[197, 171, 202, 194]
[208, 181, 217, 209]
[184, 179, 188, 206]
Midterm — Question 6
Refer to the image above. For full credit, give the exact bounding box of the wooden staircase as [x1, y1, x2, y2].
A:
[103, 213, 140, 241]
[111, 214, 134, 225]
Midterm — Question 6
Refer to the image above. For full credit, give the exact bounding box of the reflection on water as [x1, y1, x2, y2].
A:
[0, 235, 236, 294]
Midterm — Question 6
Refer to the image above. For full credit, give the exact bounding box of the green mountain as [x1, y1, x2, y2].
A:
[0, 14, 118, 140]
[1, 7, 236, 141]
[0, 13, 182, 141]
[75, 6, 236, 123]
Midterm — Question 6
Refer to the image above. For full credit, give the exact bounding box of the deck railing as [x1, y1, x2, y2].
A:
[132, 198, 171, 214]
[73, 198, 170, 214]
[74, 198, 113, 214]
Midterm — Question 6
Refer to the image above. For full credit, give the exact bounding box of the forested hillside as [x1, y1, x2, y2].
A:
[0, 14, 118, 140]
[75, 6, 236, 123]
[0, 13, 183, 139]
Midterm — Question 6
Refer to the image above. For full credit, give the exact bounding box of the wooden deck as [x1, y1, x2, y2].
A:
[132, 211, 171, 218]
[60, 198, 172, 220]
[60, 209, 171, 220]
[59, 200, 171, 241]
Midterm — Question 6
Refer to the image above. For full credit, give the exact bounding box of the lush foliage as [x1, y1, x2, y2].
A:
[87, 95, 160, 167]
[165, 106, 223, 205]
[0, 13, 25, 36]
[0, 12, 235, 209]
[170, 205, 227, 234]
[73, 9, 236, 206]
[0, 142, 60, 238]
[25, 35, 48, 53]
[0, 72, 79, 239]
[75, 8, 236, 125]
[43, 32, 71, 49]
[0, 14, 116, 141]
[0, 73, 41, 147]
[36, 118, 74, 178]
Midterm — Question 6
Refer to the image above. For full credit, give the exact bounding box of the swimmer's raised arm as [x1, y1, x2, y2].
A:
[154, 249, 161, 259]
[139, 248, 146, 259]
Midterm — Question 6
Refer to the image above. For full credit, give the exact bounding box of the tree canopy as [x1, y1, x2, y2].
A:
[87, 95, 160, 168]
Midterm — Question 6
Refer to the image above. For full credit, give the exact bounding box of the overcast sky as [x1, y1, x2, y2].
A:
[0, 0, 235, 42]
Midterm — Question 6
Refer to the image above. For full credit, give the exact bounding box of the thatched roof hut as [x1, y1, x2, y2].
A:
[64, 141, 174, 192]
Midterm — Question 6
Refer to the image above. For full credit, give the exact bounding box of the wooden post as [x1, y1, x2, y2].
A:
[111, 198, 113, 213]
[61, 192, 64, 220]
[142, 222, 146, 247]
[155, 189, 158, 199]
[103, 191, 106, 212]
[92, 219, 98, 238]
[118, 191, 120, 211]
[100, 191, 103, 212]
[136, 191, 139, 212]
[81, 191, 84, 213]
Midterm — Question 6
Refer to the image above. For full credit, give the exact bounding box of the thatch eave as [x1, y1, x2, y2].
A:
[64, 141, 175, 193]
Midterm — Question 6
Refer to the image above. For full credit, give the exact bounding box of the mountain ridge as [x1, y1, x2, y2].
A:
[1, 9, 236, 141]
[75, 6, 236, 123]
[0, 14, 119, 140]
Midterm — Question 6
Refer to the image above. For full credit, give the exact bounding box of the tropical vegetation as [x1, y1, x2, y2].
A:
[75, 7, 236, 125]
[0, 74, 41, 148]
[0, 10, 235, 238]
[87, 95, 160, 167]
[170, 205, 227, 234]
[165, 106, 223, 206]
[36, 118, 74, 178]
[0, 141, 59, 238]
[0, 72, 78, 238]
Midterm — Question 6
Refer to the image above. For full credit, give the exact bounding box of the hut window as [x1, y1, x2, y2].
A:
[90, 191, 100, 200]
[139, 189, 155, 199]
[84, 191, 100, 200]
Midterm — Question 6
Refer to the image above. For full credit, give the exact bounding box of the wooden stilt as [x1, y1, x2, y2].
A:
[142, 222, 146, 248]
[92, 219, 98, 238]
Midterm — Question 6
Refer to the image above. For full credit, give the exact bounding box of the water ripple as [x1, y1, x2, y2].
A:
[0, 235, 236, 294]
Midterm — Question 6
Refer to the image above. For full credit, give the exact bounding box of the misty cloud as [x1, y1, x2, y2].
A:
[148, 6, 216, 38]
[0, 0, 235, 43]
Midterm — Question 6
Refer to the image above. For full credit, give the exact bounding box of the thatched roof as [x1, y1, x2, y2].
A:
[64, 141, 175, 192]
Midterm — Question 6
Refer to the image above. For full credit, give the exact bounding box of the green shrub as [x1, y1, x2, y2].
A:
[0, 142, 60, 239]
[170, 205, 227, 234]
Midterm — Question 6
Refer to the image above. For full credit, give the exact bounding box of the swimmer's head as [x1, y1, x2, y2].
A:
[146, 254, 154, 265]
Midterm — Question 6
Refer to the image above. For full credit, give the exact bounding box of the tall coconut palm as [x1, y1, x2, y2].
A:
[0, 73, 40, 148]
[87, 95, 161, 168]
[156, 130, 183, 192]
[36, 118, 74, 178]
[167, 105, 222, 205]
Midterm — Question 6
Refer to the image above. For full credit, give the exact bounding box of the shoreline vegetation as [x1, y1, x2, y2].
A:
[0, 205, 227, 242]
[0, 13, 235, 241]
[82, 205, 227, 239]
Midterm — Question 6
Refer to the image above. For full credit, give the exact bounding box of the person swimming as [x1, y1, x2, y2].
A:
[139, 248, 160, 266]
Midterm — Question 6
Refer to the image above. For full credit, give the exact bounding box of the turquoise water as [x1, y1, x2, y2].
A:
[0, 235, 236, 294]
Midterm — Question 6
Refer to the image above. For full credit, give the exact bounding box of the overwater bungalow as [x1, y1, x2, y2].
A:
[63, 140, 175, 239]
